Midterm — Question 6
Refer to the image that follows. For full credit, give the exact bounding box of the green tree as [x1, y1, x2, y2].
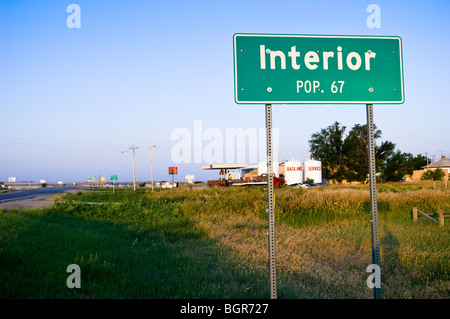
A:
[408, 154, 429, 172]
[309, 122, 347, 183]
[344, 124, 395, 182]
[381, 151, 412, 182]
[420, 168, 446, 181]
[309, 122, 395, 183]
[381, 152, 430, 182]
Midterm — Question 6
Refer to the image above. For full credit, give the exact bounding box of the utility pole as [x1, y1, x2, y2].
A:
[149, 141, 156, 191]
[129, 145, 138, 191]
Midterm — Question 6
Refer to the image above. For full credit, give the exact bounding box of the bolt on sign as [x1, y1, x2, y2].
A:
[110, 174, 118, 181]
[233, 34, 404, 104]
[169, 167, 178, 175]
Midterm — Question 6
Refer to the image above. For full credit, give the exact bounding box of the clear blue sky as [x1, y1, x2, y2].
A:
[1, 0, 449, 183]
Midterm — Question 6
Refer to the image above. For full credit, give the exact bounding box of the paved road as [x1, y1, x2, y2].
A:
[0, 186, 80, 203]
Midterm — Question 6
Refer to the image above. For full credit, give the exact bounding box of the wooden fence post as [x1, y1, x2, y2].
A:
[437, 207, 444, 228]
[413, 207, 418, 223]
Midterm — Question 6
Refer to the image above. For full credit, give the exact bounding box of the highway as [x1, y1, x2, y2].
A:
[0, 186, 80, 203]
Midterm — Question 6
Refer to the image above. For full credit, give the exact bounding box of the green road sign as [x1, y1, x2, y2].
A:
[233, 34, 404, 104]
[110, 174, 118, 181]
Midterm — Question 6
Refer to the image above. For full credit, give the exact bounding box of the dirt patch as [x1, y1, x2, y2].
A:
[0, 189, 79, 210]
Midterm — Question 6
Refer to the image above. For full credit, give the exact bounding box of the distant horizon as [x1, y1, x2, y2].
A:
[2, 151, 447, 184]
[2, 153, 446, 185]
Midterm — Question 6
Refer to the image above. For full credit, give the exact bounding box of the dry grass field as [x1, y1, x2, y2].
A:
[0, 181, 448, 298]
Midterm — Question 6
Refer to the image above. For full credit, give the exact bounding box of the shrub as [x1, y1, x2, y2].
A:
[420, 168, 446, 181]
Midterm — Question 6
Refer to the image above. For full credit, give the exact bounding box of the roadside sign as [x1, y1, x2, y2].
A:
[88, 176, 95, 181]
[169, 167, 178, 175]
[185, 174, 194, 184]
[110, 174, 118, 193]
[169, 167, 178, 187]
[233, 33, 404, 300]
[233, 34, 404, 104]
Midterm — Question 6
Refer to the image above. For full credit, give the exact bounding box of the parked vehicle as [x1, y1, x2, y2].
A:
[162, 182, 178, 189]
[306, 183, 323, 187]
[289, 182, 309, 188]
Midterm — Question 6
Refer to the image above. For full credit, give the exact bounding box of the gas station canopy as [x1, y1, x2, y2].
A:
[202, 164, 248, 170]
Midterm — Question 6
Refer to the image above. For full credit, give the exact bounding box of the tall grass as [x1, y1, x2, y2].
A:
[1, 183, 448, 298]
[0, 201, 270, 298]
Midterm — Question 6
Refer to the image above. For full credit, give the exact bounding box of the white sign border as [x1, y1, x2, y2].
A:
[233, 33, 404, 105]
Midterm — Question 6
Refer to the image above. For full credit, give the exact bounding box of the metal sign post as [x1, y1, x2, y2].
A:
[110, 174, 118, 194]
[88, 176, 95, 190]
[265, 103, 277, 299]
[366, 104, 382, 299]
[169, 167, 178, 188]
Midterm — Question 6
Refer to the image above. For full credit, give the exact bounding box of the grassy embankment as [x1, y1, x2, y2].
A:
[0, 181, 448, 298]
